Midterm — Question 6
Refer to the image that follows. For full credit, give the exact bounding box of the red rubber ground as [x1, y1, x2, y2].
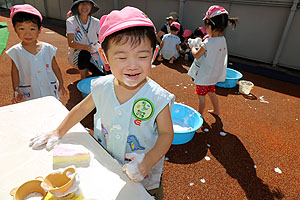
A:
[1, 13, 299, 200]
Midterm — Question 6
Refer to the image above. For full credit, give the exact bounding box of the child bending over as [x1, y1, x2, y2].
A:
[157, 22, 181, 64]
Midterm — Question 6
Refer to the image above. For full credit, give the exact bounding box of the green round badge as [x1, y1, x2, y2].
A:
[132, 98, 154, 121]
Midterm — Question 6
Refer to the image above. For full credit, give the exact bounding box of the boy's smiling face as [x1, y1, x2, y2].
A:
[106, 37, 153, 89]
[14, 21, 40, 45]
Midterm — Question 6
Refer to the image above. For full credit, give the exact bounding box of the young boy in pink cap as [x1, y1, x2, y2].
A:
[188, 5, 238, 117]
[6, 4, 66, 103]
[30, 6, 175, 199]
[157, 21, 181, 64]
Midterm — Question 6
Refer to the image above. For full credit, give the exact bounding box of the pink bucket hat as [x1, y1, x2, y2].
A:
[203, 5, 228, 20]
[170, 22, 180, 31]
[10, 4, 42, 22]
[182, 29, 192, 38]
[99, 6, 155, 45]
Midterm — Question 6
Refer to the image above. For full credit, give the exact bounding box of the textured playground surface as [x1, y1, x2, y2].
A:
[0, 12, 300, 200]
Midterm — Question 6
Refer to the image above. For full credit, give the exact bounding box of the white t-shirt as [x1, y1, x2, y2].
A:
[66, 15, 100, 45]
[6, 42, 60, 100]
[188, 36, 227, 85]
[160, 33, 181, 60]
[91, 75, 175, 190]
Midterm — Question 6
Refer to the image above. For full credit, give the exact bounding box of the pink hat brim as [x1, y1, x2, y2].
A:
[10, 4, 42, 22]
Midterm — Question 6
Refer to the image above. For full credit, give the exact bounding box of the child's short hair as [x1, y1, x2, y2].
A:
[194, 27, 206, 38]
[170, 26, 179, 32]
[101, 26, 157, 54]
[12, 12, 41, 28]
[203, 6, 238, 33]
[204, 14, 238, 33]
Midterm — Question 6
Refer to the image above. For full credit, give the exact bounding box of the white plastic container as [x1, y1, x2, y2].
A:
[239, 80, 254, 95]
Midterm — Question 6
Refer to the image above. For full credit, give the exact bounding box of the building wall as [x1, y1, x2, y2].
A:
[1, 0, 299, 70]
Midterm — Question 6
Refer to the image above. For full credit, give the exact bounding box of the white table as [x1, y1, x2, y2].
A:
[0, 96, 153, 200]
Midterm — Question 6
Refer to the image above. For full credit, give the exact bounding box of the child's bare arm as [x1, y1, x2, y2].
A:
[159, 41, 164, 49]
[52, 56, 67, 95]
[138, 104, 174, 176]
[156, 30, 165, 44]
[56, 94, 95, 136]
[67, 33, 92, 52]
[192, 46, 206, 59]
[11, 60, 24, 103]
[176, 44, 180, 52]
[30, 94, 95, 149]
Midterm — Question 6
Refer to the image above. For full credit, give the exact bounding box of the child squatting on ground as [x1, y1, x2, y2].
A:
[6, 4, 67, 103]
[157, 21, 181, 64]
[187, 5, 238, 117]
[29, 6, 175, 199]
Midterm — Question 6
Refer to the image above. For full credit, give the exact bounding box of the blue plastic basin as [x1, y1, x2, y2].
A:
[171, 103, 203, 145]
[77, 76, 101, 98]
[216, 68, 243, 88]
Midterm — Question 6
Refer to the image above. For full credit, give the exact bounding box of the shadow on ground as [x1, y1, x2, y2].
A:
[42, 18, 66, 37]
[229, 61, 300, 98]
[207, 114, 284, 200]
[154, 58, 188, 74]
[166, 132, 208, 164]
[65, 79, 94, 130]
[167, 113, 284, 199]
[216, 86, 258, 100]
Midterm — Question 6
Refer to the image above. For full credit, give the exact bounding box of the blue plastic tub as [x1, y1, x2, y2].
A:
[77, 76, 101, 98]
[171, 103, 203, 145]
[216, 68, 243, 88]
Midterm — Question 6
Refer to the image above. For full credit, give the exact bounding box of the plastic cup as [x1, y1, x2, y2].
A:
[239, 80, 254, 95]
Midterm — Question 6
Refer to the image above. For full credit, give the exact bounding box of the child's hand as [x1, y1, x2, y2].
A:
[188, 38, 203, 49]
[13, 91, 25, 103]
[122, 153, 145, 182]
[90, 43, 100, 53]
[29, 131, 61, 150]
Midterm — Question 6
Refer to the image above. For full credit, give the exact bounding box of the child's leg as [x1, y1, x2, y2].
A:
[79, 69, 89, 79]
[78, 50, 92, 79]
[208, 92, 220, 115]
[169, 56, 175, 64]
[147, 179, 164, 200]
[195, 85, 208, 116]
[198, 95, 206, 116]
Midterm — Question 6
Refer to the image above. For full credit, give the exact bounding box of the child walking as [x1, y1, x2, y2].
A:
[188, 5, 238, 116]
[6, 4, 66, 103]
[30, 6, 175, 199]
[157, 22, 181, 64]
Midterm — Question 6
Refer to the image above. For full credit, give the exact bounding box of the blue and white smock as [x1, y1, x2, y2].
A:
[91, 75, 175, 190]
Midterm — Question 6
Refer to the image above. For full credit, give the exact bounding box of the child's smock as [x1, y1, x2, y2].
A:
[160, 33, 181, 60]
[6, 42, 60, 100]
[91, 75, 175, 190]
[188, 36, 227, 85]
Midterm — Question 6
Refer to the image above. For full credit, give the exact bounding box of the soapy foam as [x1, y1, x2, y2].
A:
[24, 192, 43, 200]
[173, 118, 192, 132]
